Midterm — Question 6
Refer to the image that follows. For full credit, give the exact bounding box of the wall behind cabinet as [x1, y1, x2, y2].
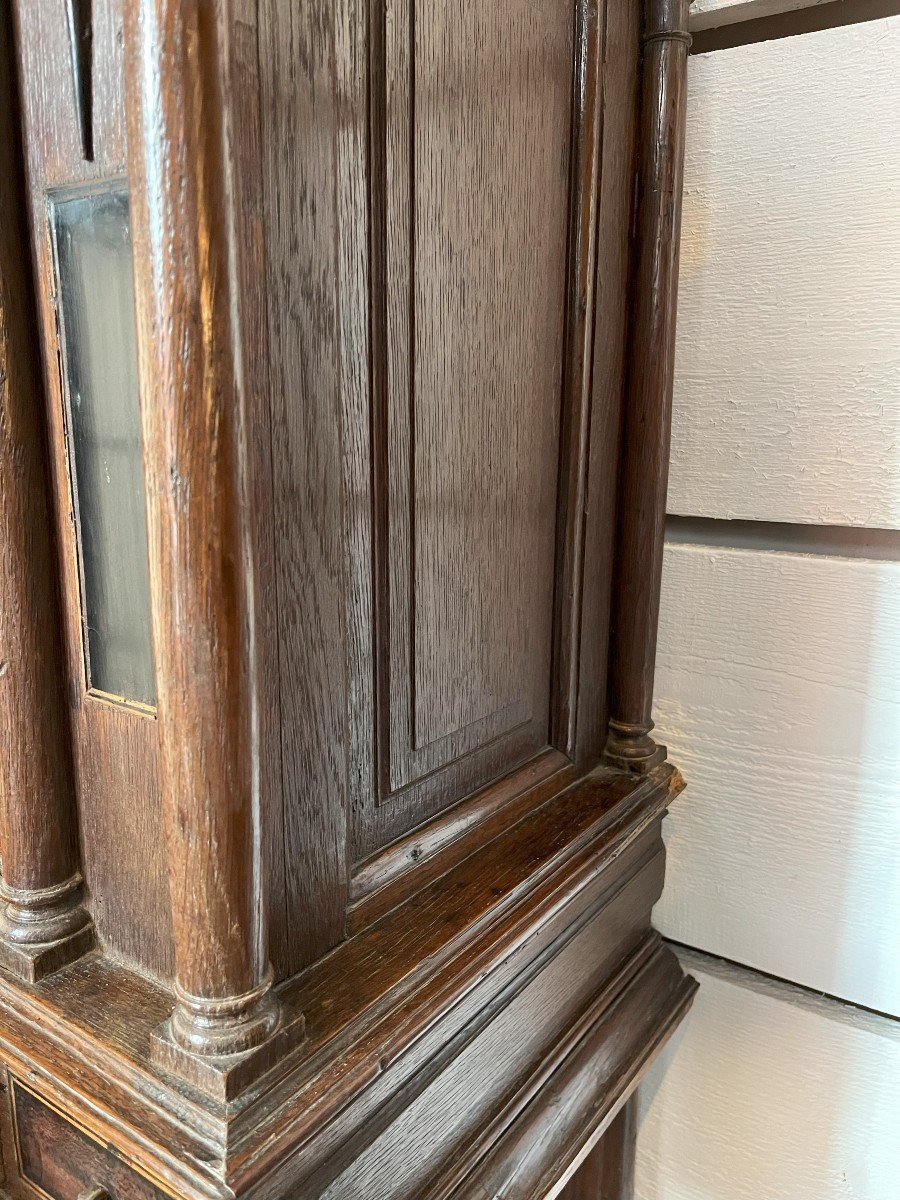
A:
[637, 7, 900, 1197]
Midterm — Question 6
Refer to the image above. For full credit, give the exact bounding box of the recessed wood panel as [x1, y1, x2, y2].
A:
[258, 0, 633, 947]
[11, 1081, 169, 1200]
[370, 0, 576, 814]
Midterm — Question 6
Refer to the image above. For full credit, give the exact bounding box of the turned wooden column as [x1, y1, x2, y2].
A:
[0, 10, 93, 981]
[123, 0, 302, 1098]
[605, 0, 690, 772]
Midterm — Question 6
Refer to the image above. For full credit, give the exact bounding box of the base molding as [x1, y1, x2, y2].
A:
[0, 766, 694, 1200]
[150, 1004, 307, 1104]
[443, 938, 696, 1200]
[0, 875, 95, 983]
[0, 920, 95, 984]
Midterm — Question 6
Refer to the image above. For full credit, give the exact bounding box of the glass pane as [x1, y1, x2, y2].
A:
[53, 188, 155, 707]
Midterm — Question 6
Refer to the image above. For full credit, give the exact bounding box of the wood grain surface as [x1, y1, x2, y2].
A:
[605, 0, 691, 771]
[349, 0, 587, 860]
[12, 1080, 168, 1200]
[560, 1098, 637, 1200]
[0, 767, 685, 1200]
[0, 0, 695, 1191]
[336, 0, 637, 881]
[123, 0, 306, 1080]
[256, 0, 351, 973]
[374, 0, 571, 790]
[12, 0, 173, 980]
[0, 0, 91, 966]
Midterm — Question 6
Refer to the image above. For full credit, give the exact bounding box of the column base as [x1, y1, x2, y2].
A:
[0, 919, 96, 983]
[0, 875, 95, 982]
[150, 996, 306, 1103]
[603, 720, 667, 774]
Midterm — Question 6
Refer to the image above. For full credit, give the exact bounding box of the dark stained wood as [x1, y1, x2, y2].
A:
[428, 947, 690, 1200]
[12, 0, 174, 982]
[64, 0, 94, 161]
[258, 0, 636, 954]
[0, 0, 93, 981]
[223, 0, 290, 983]
[369, 0, 571, 816]
[11, 1081, 168, 1200]
[342, 0, 630, 906]
[0, 0, 697, 1191]
[255, 0, 351, 976]
[0, 765, 682, 1199]
[602, 1097, 638, 1200]
[316, 938, 691, 1200]
[122, 0, 303, 1090]
[553, 0, 608, 758]
[348, 749, 574, 929]
[605, 0, 691, 772]
[571, 0, 643, 772]
[561, 1096, 637, 1200]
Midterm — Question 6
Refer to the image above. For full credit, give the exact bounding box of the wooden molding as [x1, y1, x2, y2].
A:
[0, 766, 682, 1197]
[0, 0, 697, 1193]
[0, 876, 95, 985]
[434, 939, 696, 1200]
[0, 2, 94, 982]
[605, 0, 691, 773]
[63, 0, 93, 161]
[348, 750, 575, 929]
[559, 1097, 637, 1199]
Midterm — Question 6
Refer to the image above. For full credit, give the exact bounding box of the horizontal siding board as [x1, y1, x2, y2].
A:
[669, 19, 900, 528]
[635, 949, 900, 1200]
[652, 541, 900, 1015]
[690, 0, 835, 31]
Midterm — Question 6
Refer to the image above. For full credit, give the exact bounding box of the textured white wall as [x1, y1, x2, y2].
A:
[638, 11, 900, 1199]
[690, 0, 836, 31]
[670, 18, 900, 528]
[635, 951, 900, 1200]
[654, 540, 900, 1016]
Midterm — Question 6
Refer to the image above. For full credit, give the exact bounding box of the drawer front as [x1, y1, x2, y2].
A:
[10, 1081, 168, 1200]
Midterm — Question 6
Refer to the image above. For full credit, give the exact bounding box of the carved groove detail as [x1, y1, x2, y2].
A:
[368, 0, 605, 808]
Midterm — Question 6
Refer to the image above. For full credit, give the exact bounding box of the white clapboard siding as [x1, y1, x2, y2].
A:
[635, 949, 900, 1200]
[669, 19, 900, 528]
[689, 0, 834, 30]
[651, 540, 900, 1016]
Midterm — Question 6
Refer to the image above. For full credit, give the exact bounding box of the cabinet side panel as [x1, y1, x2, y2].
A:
[357, 0, 582, 856]
[258, 0, 351, 971]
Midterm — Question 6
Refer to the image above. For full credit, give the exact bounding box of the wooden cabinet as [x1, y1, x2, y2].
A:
[0, 0, 695, 1196]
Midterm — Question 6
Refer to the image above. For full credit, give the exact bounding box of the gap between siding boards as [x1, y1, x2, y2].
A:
[665, 940, 900, 1029]
[690, 0, 900, 53]
[664, 515, 900, 563]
